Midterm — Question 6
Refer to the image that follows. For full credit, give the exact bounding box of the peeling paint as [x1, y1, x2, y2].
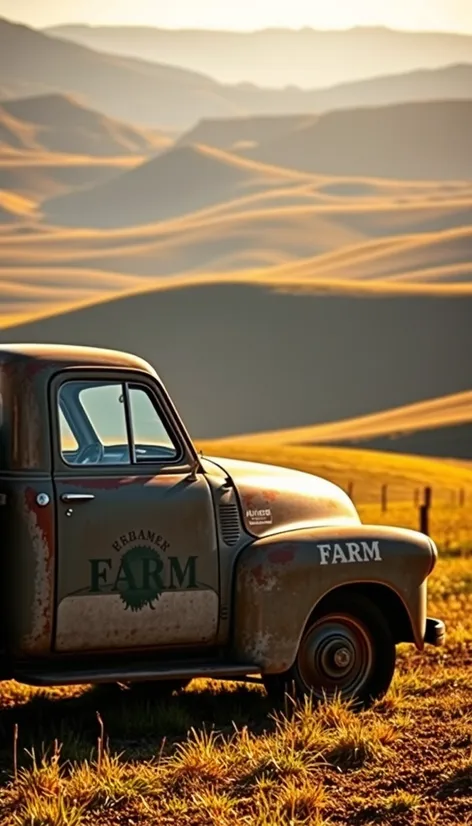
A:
[68, 475, 179, 491]
[261, 490, 279, 502]
[20, 487, 54, 651]
[56, 590, 219, 651]
[68, 477, 148, 491]
[268, 547, 295, 565]
[243, 630, 273, 664]
[218, 456, 361, 539]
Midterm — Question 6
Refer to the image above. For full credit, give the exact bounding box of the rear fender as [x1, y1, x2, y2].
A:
[233, 524, 435, 673]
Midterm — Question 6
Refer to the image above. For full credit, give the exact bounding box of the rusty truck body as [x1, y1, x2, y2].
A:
[0, 344, 445, 705]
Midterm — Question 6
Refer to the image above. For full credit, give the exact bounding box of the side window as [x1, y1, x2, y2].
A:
[78, 383, 129, 450]
[59, 408, 78, 453]
[58, 381, 130, 466]
[129, 384, 178, 461]
[57, 379, 179, 466]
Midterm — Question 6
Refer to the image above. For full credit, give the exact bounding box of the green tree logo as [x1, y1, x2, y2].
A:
[115, 545, 164, 611]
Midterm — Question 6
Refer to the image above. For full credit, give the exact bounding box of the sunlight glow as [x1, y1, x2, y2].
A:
[4, 0, 472, 33]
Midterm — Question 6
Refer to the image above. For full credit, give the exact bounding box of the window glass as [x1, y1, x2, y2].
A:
[59, 408, 78, 452]
[78, 383, 128, 447]
[129, 385, 177, 461]
[58, 381, 130, 465]
[57, 380, 178, 466]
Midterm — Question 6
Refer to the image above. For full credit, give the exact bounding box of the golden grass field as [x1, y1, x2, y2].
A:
[1, 443, 471, 825]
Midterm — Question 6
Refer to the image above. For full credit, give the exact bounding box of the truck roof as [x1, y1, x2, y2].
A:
[0, 343, 156, 375]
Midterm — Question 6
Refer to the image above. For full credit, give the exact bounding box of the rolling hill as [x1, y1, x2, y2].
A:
[0, 94, 171, 156]
[243, 100, 472, 181]
[177, 115, 317, 152]
[41, 143, 311, 228]
[3, 186, 472, 274]
[45, 24, 472, 90]
[215, 389, 472, 460]
[3, 19, 472, 131]
[0, 154, 144, 203]
[0, 280, 471, 440]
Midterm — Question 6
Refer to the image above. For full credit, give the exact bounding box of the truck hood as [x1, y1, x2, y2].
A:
[202, 455, 361, 538]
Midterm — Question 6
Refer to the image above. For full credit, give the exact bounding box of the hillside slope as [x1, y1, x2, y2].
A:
[4, 189, 472, 273]
[245, 100, 472, 180]
[41, 144, 307, 228]
[0, 282, 471, 439]
[178, 115, 316, 151]
[217, 390, 472, 460]
[0, 94, 171, 156]
[0, 154, 143, 202]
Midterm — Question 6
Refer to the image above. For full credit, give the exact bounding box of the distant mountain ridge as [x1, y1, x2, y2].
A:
[241, 100, 472, 181]
[0, 93, 170, 156]
[45, 24, 472, 89]
[2, 18, 472, 130]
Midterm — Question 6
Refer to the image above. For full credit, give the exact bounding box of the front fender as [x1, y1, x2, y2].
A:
[233, 524, 435, 673]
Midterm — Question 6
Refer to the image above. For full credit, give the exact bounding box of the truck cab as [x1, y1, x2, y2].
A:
[0, 344, 445, 706]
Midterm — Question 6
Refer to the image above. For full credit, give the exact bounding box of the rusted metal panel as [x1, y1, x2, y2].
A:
[20, 486, 55, 653]
[233, 524, 435, 673]
[2, 482, 55, 656]
[205, 455, 360, 540]
[56, 590, 219, 651]
[54, 473, 220, 651]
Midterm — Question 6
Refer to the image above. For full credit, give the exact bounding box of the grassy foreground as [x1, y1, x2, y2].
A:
[1, 445, 472, 825]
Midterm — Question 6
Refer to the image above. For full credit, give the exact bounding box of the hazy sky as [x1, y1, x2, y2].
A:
[2, 0, 472, 33]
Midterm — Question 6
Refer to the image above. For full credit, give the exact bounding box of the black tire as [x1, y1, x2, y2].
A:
[263, 593, 395, 709]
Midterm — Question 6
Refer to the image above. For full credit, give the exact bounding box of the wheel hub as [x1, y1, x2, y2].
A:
[333, 646, 353, 669]
[297, 613, 374, 700]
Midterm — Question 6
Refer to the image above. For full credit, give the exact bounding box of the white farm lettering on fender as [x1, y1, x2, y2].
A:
[317, 541, 382, 565]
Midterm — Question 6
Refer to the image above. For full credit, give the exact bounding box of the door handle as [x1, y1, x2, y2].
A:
[60, 493, 95, 503]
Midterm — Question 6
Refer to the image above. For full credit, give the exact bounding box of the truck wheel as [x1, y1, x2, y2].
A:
[264, 593, 395, 708]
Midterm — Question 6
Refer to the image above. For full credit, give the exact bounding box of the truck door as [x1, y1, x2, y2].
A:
[51, 371, 220, 653]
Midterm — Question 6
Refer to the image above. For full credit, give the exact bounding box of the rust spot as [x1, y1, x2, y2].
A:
[68, 475, 179, 491]
[244, 492, 258, 509]
[251, 564, 267, 587]
[24, 360, 48, 380]
[25, 487, 54, 566]
[22, 487, 55, 648]
[268, 546, 295, 565]
[69, 476, 150, 490]
[262, 490, 279, 502]
[245, 489, 279, 509]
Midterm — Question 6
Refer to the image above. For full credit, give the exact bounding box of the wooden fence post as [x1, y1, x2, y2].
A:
[419, 486, 432, 535]
[381, 484, 388, 513]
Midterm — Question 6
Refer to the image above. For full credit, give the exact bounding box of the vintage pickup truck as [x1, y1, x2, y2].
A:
[0, 344, 445, 706]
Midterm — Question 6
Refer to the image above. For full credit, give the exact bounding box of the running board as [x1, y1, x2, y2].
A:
[14, 660, 261, 687]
